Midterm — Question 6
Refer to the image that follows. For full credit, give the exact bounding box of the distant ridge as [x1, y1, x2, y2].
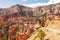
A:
[0, 3, 60, 17]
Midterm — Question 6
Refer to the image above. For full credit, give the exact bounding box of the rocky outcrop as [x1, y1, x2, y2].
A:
[27, 16, 60, 40]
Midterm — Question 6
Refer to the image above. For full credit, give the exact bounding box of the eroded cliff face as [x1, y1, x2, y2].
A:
[0, 3, 60, 40]
[0, 4, 33, 17]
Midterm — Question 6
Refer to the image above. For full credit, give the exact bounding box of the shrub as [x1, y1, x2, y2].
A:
[33, 30, 45, 40]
